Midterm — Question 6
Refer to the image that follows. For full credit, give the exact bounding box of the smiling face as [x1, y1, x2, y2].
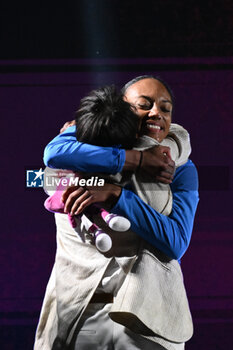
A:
[124, 78, 173, 142]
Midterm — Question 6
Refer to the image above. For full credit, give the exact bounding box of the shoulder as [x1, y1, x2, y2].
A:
[171, 160, 199, 192]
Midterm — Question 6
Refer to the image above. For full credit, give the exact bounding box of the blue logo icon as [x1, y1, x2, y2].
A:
[26, 168, 44, 188]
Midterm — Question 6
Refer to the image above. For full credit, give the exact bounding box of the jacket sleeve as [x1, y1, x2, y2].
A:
[43, 126, 125, 174]
[111, 160, 199, 260]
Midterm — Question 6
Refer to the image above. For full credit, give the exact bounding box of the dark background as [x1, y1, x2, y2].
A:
[0, 0, 233, 59]
[0, 1, 232, 349]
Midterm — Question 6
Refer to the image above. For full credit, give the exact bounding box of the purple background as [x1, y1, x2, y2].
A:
[0, 58, 232, 349]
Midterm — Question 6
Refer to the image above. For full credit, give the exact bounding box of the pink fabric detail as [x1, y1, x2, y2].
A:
[99, 208, 109, 220]
[44, 189, 65, 213]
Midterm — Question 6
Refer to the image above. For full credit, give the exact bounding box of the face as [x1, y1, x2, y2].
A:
[124, 78, 173, 142]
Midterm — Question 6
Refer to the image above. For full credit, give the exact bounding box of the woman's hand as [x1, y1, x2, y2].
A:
[59, 120, 76, 134]
[142, 146, 175, 184]
[125, 146, 175, 184]
[61, 183, 122, 215]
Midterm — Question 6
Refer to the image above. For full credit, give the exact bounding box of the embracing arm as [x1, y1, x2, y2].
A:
[44, 125, 174, 182]
[111, 160, 199, 260]
[60, 159, 199, 260]
[44, 126, 125, 173]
